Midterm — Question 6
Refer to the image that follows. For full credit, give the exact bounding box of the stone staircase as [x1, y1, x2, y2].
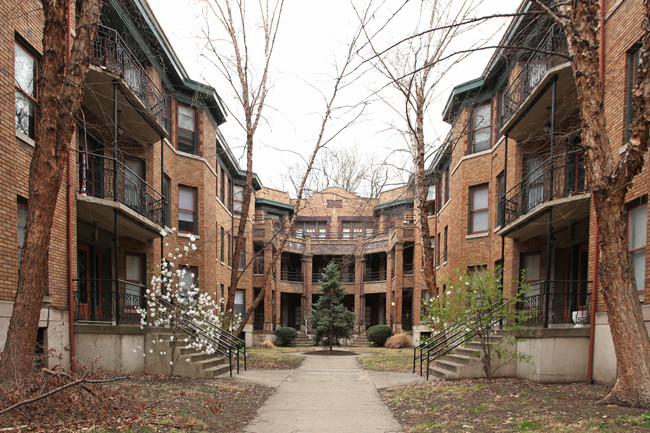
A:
[293, 331, 314, 347]
[145, 331, 235, 378]
[347, 333, 370, 348]
[428, 335, 515, 380]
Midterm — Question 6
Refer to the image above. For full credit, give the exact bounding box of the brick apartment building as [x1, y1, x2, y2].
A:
[426, 0, 649, 383]
[0, 0, 648, 385]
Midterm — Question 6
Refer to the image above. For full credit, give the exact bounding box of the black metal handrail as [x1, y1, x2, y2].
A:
[156, 297, 246, 377]
[501, 150, 585, 226]
[78, 151, 165, 226]
[72, 278, 143, 324]
[92, 25, 168, 127]
[415, 297, 517, 379]
[501, 24, 569, 125]
[364, 269, 387, 282]
[518, 280, 592, 327]
[281, 270, 303, 282]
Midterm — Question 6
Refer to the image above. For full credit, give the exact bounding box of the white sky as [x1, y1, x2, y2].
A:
[147, 0, 523, 194]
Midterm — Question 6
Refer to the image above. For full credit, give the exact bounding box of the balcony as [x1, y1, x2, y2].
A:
[517, 280, 592, 327]
[498, 151, 590, 239]
[73, 279, 143, 324]
[312, 271, 355, 284]
[78, 151, 165, 237]
[84, 25, 168, 143]
[501, 25, 568, 126]
[364, 270, 387, 283]
[281, 270, 303, 282]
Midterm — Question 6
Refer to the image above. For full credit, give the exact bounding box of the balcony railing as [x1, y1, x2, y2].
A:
[79, 151, 165, 226]
[517, 280, 592, 327]
[501, 151, 585, 226]
[281, 270, 303, 282]
[403, 263, 415, 275]
[92, 25, 168, 127]
[312, 271, 355, 284]
[73, 279, 143, 324]
[501, 24, 569, 126]
[364, 269, 387, 282]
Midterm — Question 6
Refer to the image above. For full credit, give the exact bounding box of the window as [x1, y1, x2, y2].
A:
[468, 265, 487, 290]
[436, 233, 441, 266]
[627, 44, 642, 141]
[471, 103, 491, 153]
[162, 174, 170, 227]
[220, 167, 225, 204]
[15, 41, 38, 138]
[443, 226, 448, 263]
[233, 185, 244, 214]
[177, 105, 196, 154]
[628, 203, 647, 301]
[220, 226, 225, 263]
[227, 178, 232, 212]
[496, 171, 505, 226]
[220, 284, 225, 306]
[426, 184, 436, 201]
[444, 166, 450, 204]
[521, 252, 542, 297]
[228, 233, 231, 267]
[470, 184, 489, 233]
[295, 220, 327, 239]
[125, 254, 144, 307]
[17, 198, 27, 266]
[234, 289, 245, 317]
[430, 237, 435, 266]
[341, 221, 373, 239]
[178, 186, 196, 233]
[237, 237, 246, 270]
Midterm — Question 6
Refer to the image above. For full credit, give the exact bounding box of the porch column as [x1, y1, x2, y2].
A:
[303, 254, 313, 331]
[263, 244, 273, 331]
[355, 255, 365, 329]
[112, 82, 120, 325]
[394, 241, 404, 332]
[274, 253, 282, 329]
[544, 209, 553, 328]
[386, 250, 393, 325]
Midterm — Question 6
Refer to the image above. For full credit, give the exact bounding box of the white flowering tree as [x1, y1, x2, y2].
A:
[139, 228, 241, 376]
[422, 266, 529, 379]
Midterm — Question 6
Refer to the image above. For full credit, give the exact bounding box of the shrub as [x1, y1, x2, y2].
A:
[275, 327, 298, 346]
[366, 324, 392, 347]
[384, 333, 412, 348]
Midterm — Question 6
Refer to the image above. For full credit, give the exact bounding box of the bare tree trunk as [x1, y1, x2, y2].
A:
[532, 0, 650, 408]
[0, 0, 101, 380]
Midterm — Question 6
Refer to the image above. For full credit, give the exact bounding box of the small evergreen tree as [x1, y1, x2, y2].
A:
[307, 262, 355, 350]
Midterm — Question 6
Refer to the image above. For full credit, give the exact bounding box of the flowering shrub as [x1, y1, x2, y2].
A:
[422, 266, 530, 379]
[139, 228, 241, 375]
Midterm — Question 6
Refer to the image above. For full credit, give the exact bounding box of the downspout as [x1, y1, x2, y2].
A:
[588, 0, 605, 383]
[66, 0, 76, 372]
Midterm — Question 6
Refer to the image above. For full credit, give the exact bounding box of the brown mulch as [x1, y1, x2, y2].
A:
[304, 349, 359, 356]
[382, 377, 650, 432]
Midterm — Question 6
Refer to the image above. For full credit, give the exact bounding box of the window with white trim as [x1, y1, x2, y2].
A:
[470, 104, 491, 153]
[15, 41, 38, 138]
[178, 186, 196, 233]
[469, 184, 489, 234]
[177, 105, 196, 154]
[628, 203, 647, 301]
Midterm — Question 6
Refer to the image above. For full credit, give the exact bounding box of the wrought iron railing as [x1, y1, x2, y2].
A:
[364, 269, 387, 282]
[403, 263, 415, 275]
[72, 279, 143, 324]
[312, 271, 355, 284]
[280, 270, 303, 282]
[518, 280, 592, 327]
[501, 24, 569, 125]
[91, 25, 168, 127]
[253, 257, 265, 275]
[501, 151, 585, 226]
[78, 151, 165, 226]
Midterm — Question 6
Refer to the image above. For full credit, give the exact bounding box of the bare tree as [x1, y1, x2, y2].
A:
[358, 0, 490, 300]
[234, 7, 373, 335]
[0, 1, 102, 379]
[281, 145, 389, 198]
[201, 0, 285, 326]
[529, 0, 650, 409]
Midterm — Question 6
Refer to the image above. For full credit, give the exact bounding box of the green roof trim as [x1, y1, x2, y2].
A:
[255, 198, 294, 213]
[374, 197, 414, 212]
[442, 77, 485, 123]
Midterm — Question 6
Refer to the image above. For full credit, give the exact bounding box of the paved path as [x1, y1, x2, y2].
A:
[237, 353, 424, 433]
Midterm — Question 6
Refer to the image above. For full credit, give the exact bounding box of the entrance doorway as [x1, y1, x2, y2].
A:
[76, 243, 112, 321]
[281, 293, 302, 330]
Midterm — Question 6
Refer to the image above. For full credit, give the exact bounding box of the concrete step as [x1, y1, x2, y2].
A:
[444, 353, 478, 365]
[429, 366, 448, 380]
[433, 359, 463, 373]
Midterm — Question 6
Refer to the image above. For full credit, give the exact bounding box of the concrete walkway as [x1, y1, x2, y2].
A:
[236, 352, 424, 433]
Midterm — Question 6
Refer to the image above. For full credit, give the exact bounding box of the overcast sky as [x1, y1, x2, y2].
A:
[147, 0, 522, 194]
